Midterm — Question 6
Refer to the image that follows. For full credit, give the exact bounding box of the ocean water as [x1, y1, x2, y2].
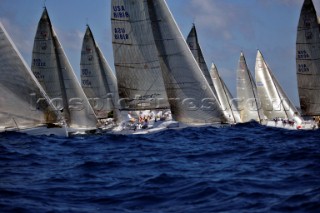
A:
[0, 123, 319, 213]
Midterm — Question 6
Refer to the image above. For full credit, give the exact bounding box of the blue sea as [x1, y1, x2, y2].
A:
[0, 123, 319, 213]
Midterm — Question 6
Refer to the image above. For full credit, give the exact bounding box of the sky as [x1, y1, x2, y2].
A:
[0, 0, 319, 106]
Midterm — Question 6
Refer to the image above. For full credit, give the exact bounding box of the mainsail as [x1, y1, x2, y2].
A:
[31, 8, 98, 130]
[210, 64, 241, 123]
[0, 22, 60, 130]
[111, 0, 169, 111]
[186, 24, 218, 98]
[237, 52, 265, 123]
[147, 0, 225, 124]
[256, 50, 302, 123]
[80, 25, 118, 119]
[296, 0, 320, 116]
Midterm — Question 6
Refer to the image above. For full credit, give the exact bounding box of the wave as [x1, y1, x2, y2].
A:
[1, 124, 320, 212]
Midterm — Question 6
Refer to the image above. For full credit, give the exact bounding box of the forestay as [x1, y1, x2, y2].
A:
[80, 26, 118, 119]
[32, 8, 98, 130]
[111, 0, 169, 111]
[296, 0, 320, 116]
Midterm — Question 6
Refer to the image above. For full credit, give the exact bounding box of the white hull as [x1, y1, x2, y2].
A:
[110, 120, 232, 135]
[264, 120, 317, 130]
[111, 120, 179, 135]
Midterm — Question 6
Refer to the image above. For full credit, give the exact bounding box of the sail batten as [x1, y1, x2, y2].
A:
[296, 0, 320, 115]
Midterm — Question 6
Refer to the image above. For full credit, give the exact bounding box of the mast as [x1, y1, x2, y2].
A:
[51, 23, 71, 123]
[247, 60, 263, 123]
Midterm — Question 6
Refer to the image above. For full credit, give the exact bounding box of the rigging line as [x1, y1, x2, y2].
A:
[12, 117, 20, 131]
[217, 70, 237, 123]
[47, 16, 71, 123]
[246, 58, 263, 124]
[263, 57, 291, 119]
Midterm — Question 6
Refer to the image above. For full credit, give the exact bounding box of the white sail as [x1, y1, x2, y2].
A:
[296, 0, 320, 116]
[256, 50, 302, 123]
[186, 24, 218, 99]
[210, 64, 241, 123]
[80, 25, 118, 119]
[32, 8, 98, 130]
[146, 0, 225, 124]
[0, 22, 60, 130]
[111, 0, 169, 111]
[237, 52, 265, 123]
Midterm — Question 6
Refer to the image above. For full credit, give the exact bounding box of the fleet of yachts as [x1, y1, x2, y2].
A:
[0, 0, 319, 136]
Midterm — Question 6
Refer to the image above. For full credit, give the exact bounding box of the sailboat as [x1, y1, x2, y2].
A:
[186, 24, 218, 98]
[146, 0, 226, 125]
[210, 64, 241, 124]
[111, 0, 176, 133]
[80, 25, 119, 128]
[296, 0, 320, 117]
[31, 8, 98, 135]
[237, 52, 265, 123]
[0, 22, 67, 136]
[255, 50, 305, 129]
[111, 0, 169, 111]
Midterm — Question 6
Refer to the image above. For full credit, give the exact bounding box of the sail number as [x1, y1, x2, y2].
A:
[81, 69, 92, 76]
[298, 64, 310, 73]
[114, 28, 129, 40]
[297, 50, 310, 59]
[305, 31, 313, 40]
[33, 71, 45, 80]
[33, 58, 46, 67]
[82, 79, 92, 86]
[113, 5, 130, 19]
